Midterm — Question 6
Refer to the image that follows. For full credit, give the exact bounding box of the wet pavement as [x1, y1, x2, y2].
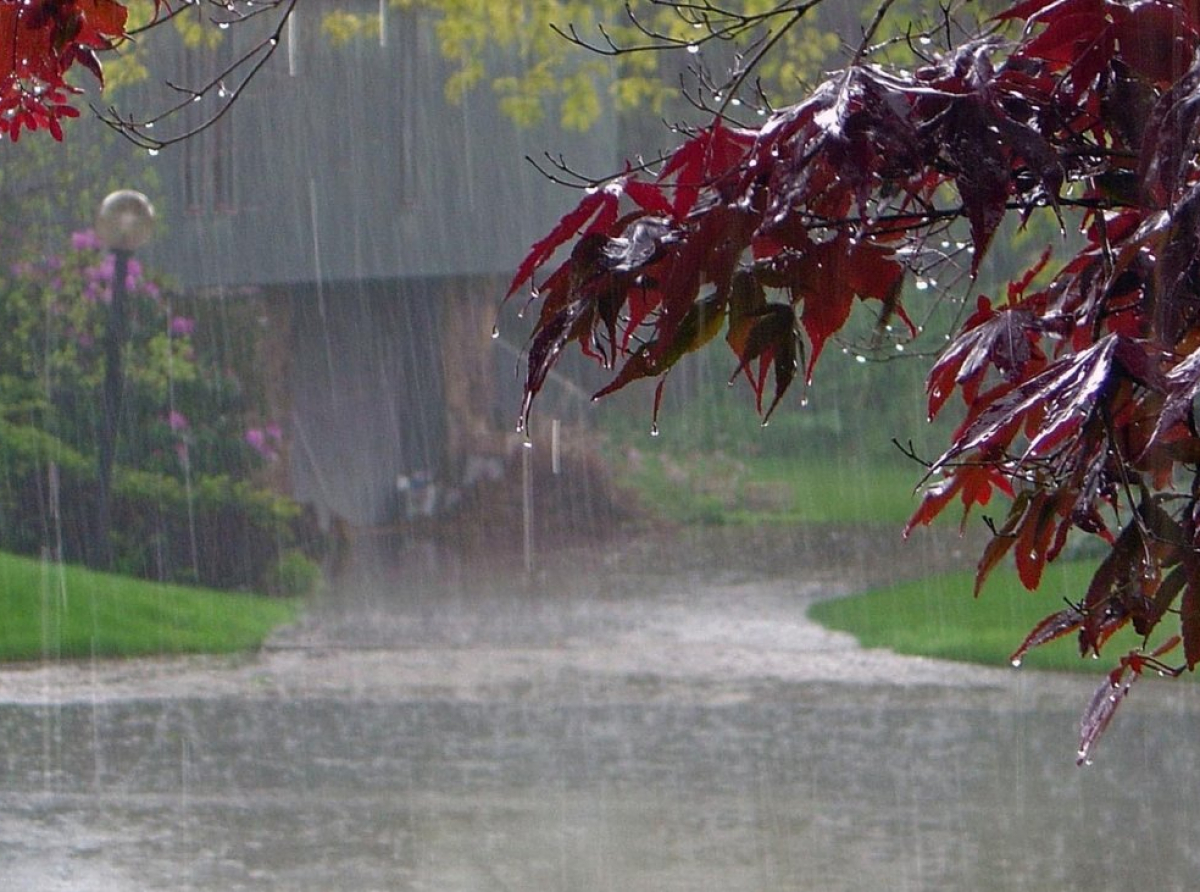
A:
[2, 525, 1199, 890]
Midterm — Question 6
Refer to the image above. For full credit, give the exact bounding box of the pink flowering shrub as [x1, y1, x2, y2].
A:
[0, 231, 312, 590]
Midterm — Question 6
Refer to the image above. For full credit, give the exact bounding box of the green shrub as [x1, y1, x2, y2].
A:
[264, 550, 323, 598]
[0, 233, 316, 591]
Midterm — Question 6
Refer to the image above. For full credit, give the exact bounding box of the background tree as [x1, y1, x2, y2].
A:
[510, 0, 1200, 762]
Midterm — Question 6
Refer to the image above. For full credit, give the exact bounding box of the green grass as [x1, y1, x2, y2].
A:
[0, 551, 301, 662]
[808, 559, 1166, 673]
[611, 451, 923, 526]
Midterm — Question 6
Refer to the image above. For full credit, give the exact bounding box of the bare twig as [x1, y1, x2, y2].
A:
[96, 0, 297, 150]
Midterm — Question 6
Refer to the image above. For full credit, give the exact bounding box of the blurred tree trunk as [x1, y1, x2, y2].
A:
[438, 275, 507, 476]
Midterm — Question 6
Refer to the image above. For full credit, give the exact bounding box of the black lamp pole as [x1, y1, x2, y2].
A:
[95, 248, 131, 568]
[93, 191, 155, 569]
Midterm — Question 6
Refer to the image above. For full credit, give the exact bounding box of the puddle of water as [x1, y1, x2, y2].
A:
[2, 689, 1199, 891]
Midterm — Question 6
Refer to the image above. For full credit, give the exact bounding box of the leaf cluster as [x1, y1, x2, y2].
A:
[513, 0, 1200, 759]
[0, 0, 132, 140]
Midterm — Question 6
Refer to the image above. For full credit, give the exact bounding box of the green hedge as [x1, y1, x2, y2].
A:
[0, 419, 316, 592]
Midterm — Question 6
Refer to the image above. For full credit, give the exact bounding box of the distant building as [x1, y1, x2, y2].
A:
[130, 2, 619, 527]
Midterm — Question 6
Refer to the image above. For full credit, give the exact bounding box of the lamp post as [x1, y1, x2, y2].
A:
[94, 190, 156, 568]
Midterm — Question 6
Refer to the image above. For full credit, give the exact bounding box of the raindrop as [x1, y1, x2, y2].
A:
[855, 354, 867, 364]
[650, 423, 660, 437]
[895, 343, 905, 352]
[686, 44, 700, 54]
[218, 21, 231, 30]
[1010, 657, 1023, 668]
[147, 148, 160, 157]
[490, 325, 500, 339]
[915, 279, 929, 291]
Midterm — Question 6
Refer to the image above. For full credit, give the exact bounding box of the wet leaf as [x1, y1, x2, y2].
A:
[1009, 604, 1086, 667]
[506, 183, 621, 299]
[926, 296, 1044, 419]
[1076, 667, 1136, 766]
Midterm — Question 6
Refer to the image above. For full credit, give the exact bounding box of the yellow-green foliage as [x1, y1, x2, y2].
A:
[382, 1, 843, 130]
[172, 4, 226, 50]
[322, 10, 384, 46]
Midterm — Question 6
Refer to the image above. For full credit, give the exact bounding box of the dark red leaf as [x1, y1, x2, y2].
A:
[506, 185, 621, 299]
[1009, 604, 1086, 667]
[905, 462, 1015, 537]
[926, 297, 1044, 419]
[931, 334, 1134, 479]
[624, 178, 674, 218]
[1076, 665, 1136, 765]
[726, 303, 799, 415]
[659, 121, 752, 219]
[1014, 491, 1063, 590]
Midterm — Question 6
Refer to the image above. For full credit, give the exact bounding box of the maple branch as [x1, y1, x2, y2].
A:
[96, 0, 297, 151]
[852, 0, 899, 67]
[710, 2, 824, 119]
[524, 149, 672, 190]
[550, 0, 825, 60]
[127, 0, 287, 35]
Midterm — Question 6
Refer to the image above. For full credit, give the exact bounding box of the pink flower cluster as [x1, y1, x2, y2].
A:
[245, 424, 283, 461]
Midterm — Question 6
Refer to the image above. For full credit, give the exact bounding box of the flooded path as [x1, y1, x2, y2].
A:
[2, 526, 1199, 890]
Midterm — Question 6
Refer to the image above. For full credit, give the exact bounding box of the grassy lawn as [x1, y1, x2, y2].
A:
[612, 452, 923, 526]
[808, 559, 1167, 674]
[0, 551, 301, 662]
